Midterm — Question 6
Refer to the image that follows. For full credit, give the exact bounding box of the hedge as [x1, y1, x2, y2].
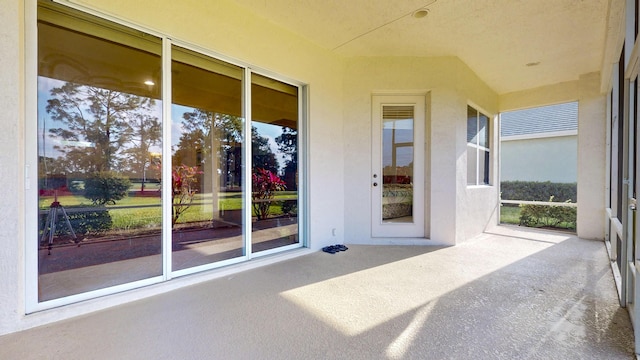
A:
[501, 181, 576, 202]
[519, 199, 577, 230]
[39, 206, 112, 238]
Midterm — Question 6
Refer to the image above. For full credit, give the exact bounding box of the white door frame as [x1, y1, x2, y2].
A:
[628, 68, 640, 350]
[371, 94, 425, 238]
[624, 43, 640, 350]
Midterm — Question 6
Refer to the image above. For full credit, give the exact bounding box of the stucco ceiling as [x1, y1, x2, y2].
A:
[230, 0, 610, 94]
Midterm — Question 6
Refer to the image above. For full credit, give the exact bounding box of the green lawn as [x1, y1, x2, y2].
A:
[40, 191, 296, 230]
[500, 205, 521, 225]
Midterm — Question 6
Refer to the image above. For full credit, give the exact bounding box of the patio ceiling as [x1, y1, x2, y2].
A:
[230, 0, 613, 95]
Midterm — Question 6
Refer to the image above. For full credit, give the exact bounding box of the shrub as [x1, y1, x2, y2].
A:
[519, 196, 576, 230]
[172, 164, 202, 226]
[84, 171, 131, 205]
[501, 181, 576, 202]
[252, 168, 286, 220]
[281, 199, 298, 216]
[67, 207, 113, 235]
[40, 206, 112, 238]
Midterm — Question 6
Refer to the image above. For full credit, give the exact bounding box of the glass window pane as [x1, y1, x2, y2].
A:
[480, 150, 490, 185]
[467, 106, 478, 185]
[171, 45, 244, 270]
[251, 74, 299, 253]
[37, 3, 163, 301]
[467, 145, 477, 185]
[467, 106, 477, 144]
[382, 106, 414, 223]
[479, 113, 489, 148]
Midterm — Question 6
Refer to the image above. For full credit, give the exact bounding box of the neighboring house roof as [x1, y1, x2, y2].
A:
[500, 102, 578, 137]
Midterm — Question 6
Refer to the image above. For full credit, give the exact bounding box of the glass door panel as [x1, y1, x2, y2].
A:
[37, 5, 163, 301]
[371, 95, 425, 238]
[251, 74, 299, 253]
[634, 76, 640, 350]
[382, 106, 415, 223]
[32, 0, 307, 308]
[630, 77, 639, 327]
[171, 45, 245, 271]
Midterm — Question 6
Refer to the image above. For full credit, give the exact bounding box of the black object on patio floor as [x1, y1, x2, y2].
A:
[322, 244, 348, 254]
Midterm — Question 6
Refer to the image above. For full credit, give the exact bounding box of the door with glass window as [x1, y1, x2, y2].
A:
[371, 95, 425, 238]
[629, 76, 640, 331]
[623, 56, 640, 342]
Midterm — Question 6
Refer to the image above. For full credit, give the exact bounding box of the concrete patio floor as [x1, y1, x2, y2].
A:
[0, 226, 635, 359]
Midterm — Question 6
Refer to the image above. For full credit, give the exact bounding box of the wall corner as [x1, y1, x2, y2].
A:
[577, 72, 606, 240]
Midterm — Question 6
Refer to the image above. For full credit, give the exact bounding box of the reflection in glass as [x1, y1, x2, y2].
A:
[467, 106, 491, 185]
[171, 45, 244, 270]
[479, 113, 490, 185]
[479, 114, 489, 148]
[467, 145, 477, 185]
[37, 3, 163, 301]
[381, 106, 414, 223]
[251, 74, 299, 253]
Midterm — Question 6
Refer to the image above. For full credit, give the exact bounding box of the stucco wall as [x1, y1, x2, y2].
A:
[500, 80, 579, 111]
[0, 0, 606, 337]
[0, 0, 24, 337]
[501, 135, 578, 183]
[343, 57, 499, 246]
[577, 72, 606, 240]
[497, 75, 606, 240]
[74, 0, 348, 248]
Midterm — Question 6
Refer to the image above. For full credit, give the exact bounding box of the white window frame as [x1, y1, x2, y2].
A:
[25, 0, 307, 313]
[467, 105, 492, 186]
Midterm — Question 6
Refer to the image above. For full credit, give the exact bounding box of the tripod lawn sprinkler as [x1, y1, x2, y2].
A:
[40, 190, 78, 255]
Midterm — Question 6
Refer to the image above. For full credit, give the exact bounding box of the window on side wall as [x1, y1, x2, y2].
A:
[467, 105, 491, 186]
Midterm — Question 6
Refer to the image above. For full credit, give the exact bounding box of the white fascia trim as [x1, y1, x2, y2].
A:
[501, 130, 577, 142]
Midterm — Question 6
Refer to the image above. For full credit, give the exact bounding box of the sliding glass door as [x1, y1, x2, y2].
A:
[171, 45, 245, 272]
[251, 74, 300, 253]
[30, 0, 304, 310]
[37, 3, 164, 301]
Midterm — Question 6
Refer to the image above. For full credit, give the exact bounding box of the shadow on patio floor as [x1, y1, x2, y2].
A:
[2, 226, 635, 359]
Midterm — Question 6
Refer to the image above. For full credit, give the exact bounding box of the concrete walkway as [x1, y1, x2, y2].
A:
[0, 226, 635, 359]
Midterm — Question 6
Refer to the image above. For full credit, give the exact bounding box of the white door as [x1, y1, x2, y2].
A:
[630, 77, 640, 346]
[371, 95, 425, 238]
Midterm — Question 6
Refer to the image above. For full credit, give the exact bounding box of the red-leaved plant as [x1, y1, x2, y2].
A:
[252, 168, 286, 220]
[172, 164, 202, 226]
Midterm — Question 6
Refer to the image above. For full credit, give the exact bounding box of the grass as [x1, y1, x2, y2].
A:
[39, 191, 297, 230]
[500, 205, 521, 225]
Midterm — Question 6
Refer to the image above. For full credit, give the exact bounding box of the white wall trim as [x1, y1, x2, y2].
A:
[501, 130, 577, 142]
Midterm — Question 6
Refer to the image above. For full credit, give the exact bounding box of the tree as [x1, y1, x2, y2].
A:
[252, 126, 279, 174]
[275, 126, 297, 162]
[84, 171, 131, 205]
[46, 82, 156, 173]
[38, 156, 70, 181]
[275, 126, 298, 190]
[120, 107, 161, 191]
[252, 168, 286, 220]
[172, 109, 244, 189]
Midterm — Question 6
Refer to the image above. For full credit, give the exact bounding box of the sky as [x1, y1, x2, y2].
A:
[38, 77, 287, 172]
